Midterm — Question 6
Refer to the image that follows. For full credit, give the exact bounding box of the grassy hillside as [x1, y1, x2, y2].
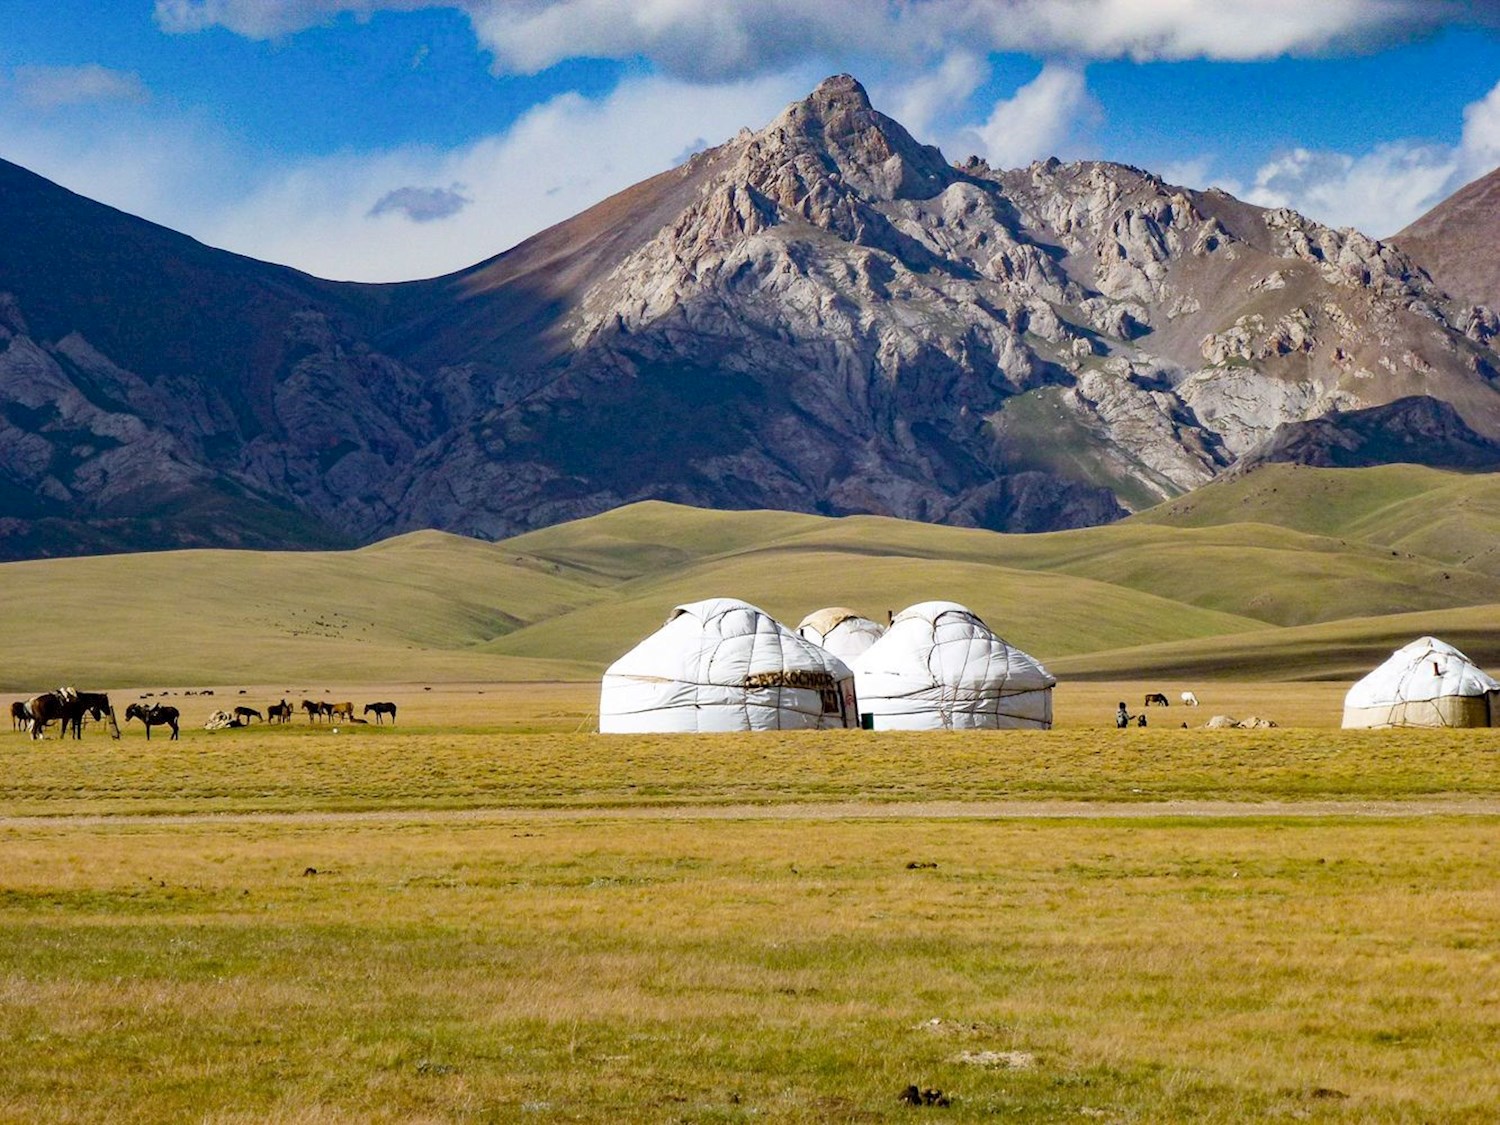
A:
[6, 463, 1500, 688]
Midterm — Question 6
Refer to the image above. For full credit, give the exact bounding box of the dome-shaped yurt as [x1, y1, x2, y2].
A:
[853, 601, 1055, 730]
[797, 607, 886, 665]
[1342, 636, 1500, 729]
[600, 598, 858, 733]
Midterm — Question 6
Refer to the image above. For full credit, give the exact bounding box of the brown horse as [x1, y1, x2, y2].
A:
[363, 701, 397, 725]
[125, 703, 180, 740]
[10, 700, 28, 731]
[27, 689, 119, 740]
[301, 699, 324, 723]
[329, 701, 354, 722]
[268, 700, 293, 723]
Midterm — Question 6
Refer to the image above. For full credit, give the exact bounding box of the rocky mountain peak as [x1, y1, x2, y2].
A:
[747, 73, 952, 204]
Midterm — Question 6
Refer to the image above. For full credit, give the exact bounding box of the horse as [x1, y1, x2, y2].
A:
[10, 700, 28, 731]
[1144, 692, 1170, 707]
[234, 706, 263, 724]
[1181, 691, 1200, 706]
[268, 700, 293, 723]
[363, 701, 397, 725]
[329, 701, 354, 722]
[26, 689, 119, 740]
[125, 703, 180, 740]
[301, 699, 324, 723]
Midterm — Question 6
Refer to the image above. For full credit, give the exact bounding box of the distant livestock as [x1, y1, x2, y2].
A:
[364, 702, 397, 724]
[125, 703, 180, 740]
[268, 700, 293, 723]
[1144, 692, 1170, 707]
[234, 706, 263, 724]
[10, 700, 28, 731]
[329, 701, 355, 722]
[301, 699, 324, 723]
[1181, 691, 1200, 706]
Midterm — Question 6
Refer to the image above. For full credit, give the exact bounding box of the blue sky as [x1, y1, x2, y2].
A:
[1, 1, 1497, 282]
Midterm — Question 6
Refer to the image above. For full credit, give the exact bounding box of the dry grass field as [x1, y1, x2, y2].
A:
[4, 686, 1500, 1121]
[5, 469, 1500, 1120]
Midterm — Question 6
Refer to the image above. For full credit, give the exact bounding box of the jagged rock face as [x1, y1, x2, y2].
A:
[2, 75, 1500, 558]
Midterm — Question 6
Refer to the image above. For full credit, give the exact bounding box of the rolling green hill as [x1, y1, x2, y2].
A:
[5, 464, 1500, 688]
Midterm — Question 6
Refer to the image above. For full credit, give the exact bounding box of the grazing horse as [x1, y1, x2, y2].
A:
[26, 689, 119, 740]
[363, 701, 397, 725]
[268, 700, 293, 723]
[301, 699, 324, 723]
[234, 706, 263, 724]
[1143, 692, 1170, 707]
[10, 700, 28, 731]
[125, 703, 180, 740]
[329, 701, 354, 723]
[1181, 691, 1200, 706]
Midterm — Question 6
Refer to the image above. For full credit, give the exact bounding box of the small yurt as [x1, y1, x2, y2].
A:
[1341, 636, 1500, 729]
[797, 607, 886, 664]
[853, 601, 1055, 730]
[600, 598, 858, 733]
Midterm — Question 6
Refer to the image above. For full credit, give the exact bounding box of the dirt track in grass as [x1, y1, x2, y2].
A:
[5, 795, 1500, 830]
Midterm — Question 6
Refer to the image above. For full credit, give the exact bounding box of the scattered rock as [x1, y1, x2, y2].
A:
[954, 1049, 1036, 1069]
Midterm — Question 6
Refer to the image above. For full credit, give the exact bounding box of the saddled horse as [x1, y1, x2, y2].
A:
[268, 700, 293, 723]
[10, 700, 29, 731]
[301, 699, 324, 723]
[234, 706, 263, 724]
[125, 703, 180, 741]
[27, 689, 119, 740]
[363, 701, 397, 725]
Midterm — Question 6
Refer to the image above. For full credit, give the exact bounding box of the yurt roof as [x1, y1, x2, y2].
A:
[798, 607, 874, 637]
[1345, 636, 1499, 708]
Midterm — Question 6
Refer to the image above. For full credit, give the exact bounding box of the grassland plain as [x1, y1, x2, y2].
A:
[1, 810, 1498, 1122]
[8, 464, 1500, 688]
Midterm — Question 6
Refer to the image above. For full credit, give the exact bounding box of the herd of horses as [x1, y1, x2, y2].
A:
[10, 689, 398, 739]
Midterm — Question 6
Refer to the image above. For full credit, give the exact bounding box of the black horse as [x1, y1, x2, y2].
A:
[363, 701, 397, 725]
[26, 689, 119, 740]
[267, 700, 293, 723]
[125, 703, 180, 740]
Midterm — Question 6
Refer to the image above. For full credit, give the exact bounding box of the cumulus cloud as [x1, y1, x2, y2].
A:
[959, 64, 1097, 169]
[192, 71, 809, 281]
[156, 0, 1496, 72]
[368, 183, 471, 221]
[11, 65, 150, 109]
[1168, 78, 1500, 238]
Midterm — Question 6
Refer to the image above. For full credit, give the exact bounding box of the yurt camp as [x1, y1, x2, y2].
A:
[1342, 636, 1500, 729]
[796, 607, 886, 664]
[599, 598, 858, 733]
[853, 601, 1055, 730]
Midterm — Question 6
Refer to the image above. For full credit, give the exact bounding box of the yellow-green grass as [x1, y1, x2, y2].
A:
[5, 706, 1498, 817]
[0, 532, 599, 687]
[8, 468, 1500, 689]
[1052, 603, 1500, 682]
[484, 550, 1268, 668]
[1, 813, 1497, 1122]
[1137, 462, 1500, 574]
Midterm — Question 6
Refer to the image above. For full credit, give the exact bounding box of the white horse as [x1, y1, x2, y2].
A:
[1181, 691, 1199, 706]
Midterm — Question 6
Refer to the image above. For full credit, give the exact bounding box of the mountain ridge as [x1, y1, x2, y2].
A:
[2, 74, 1498, 559]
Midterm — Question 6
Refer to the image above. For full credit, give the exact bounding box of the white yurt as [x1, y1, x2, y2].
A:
[1341, 636, 1500, 729]
[852, 601, 1055, 730]
[797, 607, 886, 665]
[599, 598, 858, 733]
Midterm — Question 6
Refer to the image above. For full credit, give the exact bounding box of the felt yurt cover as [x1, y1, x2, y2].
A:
[600, 598, 858, 733]
[797, 607, 886, 665]
[1342, 636, 1500, 729]
[853, 601, 1055, 730]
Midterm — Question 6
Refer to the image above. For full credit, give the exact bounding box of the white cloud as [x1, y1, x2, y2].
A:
[1164, 78, 1500, 239]
[11, 65, 149, 109]
[958, 65, 1096, 169]
[877, 52, 988, 143]
[155, 0, 1489, 72]
[190, 71, 810, 281]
